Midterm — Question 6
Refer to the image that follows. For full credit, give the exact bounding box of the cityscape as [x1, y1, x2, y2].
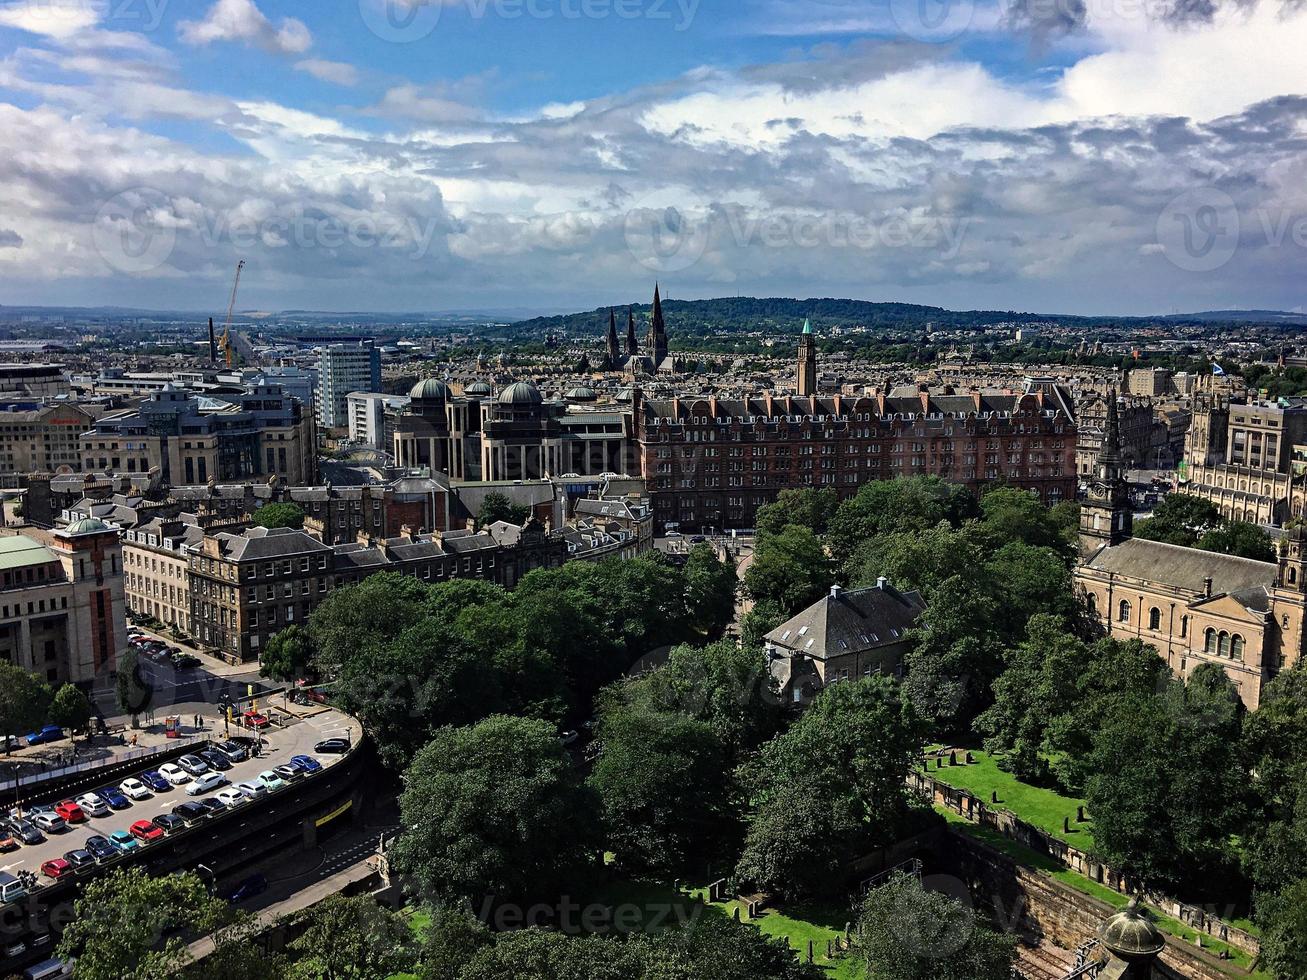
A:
[1, 2, 1307, 980]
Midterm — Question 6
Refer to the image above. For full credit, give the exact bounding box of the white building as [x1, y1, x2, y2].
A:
[315, 344, 380, 430]
[347, 392, 409, 449]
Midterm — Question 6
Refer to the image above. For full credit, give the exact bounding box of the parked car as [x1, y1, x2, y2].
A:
[39, 859, 71, 881]
[118, 778, 151, 801]
[158, 763, 191, 786]
[23, 726, 63, 746]
[138, 770, 171, 793]
[288, 754, 322, 775]
[152, 814, 185, 834]
[0, 830, 15, 852]
[84, 835, 117, 861]
[172, 802, 208, 825]
[222, 873, 267, 904]
[235, 780, 266, 801]
[0, 735, 21, 752]
[213, 741, 248, 763]
[196, 799, 227, 820]
[97, 786, 130, 809]
[53, 801, 84, 824]
[30, 813, 65, 834]
[75, 793, 110, 817]
[186, 772, 228, 796]
[7, 820, 43, 845]
[313, 737, 350, 754]
[128, 819, 163, 843]
[241, 711, 270, 730]
[107, 830, 138, 853]
[199, 750, 232, 771]
[272, 764, 300, 783]
[257, 770, 286, 792]
[215, 787, 247, 808]
[61, 849, 95, 871]
[171, 654, 201, 670]
[176, 754, 210, 777]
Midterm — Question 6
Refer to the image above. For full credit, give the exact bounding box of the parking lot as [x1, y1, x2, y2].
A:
[0, 710, 360, 887]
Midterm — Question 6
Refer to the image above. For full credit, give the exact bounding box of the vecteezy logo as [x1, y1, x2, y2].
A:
[622, 191, 712, 274]
[1155, 187, 1240, 273]
[889, 0, 975, 42]
[889, 874, 975, 959]
[91, 187, 178, 275]
[358, 0, 442, 42]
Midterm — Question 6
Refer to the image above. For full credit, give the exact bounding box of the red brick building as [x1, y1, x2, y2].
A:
[633, 383, 1078, 533]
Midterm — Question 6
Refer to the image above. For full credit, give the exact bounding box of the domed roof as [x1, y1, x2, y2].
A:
[464, 381, 492, 396]
[409, 378, 450, 401]
[615, 387, 633, 402]
[1099, 900, 1164, 962]
[64, 517, 111, 535]
[565, 385, 597, 400]
[498, 381, 543, 405]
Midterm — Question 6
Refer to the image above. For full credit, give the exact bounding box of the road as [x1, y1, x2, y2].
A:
[0, 710, 358, 880]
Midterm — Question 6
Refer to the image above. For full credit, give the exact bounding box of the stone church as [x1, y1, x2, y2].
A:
[1075, 393, 1307, 709]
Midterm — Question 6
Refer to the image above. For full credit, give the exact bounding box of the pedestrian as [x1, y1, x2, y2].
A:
[130, 733, 137, 747]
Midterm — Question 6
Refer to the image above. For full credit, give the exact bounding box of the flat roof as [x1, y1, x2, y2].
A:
[0, 536, 58, 570]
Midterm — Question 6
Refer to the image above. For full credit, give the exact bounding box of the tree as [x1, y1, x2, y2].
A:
[57, 868, 235, 979]
[844, 524, 983, 597]
[1241, 665, 1307, 893]
[857, 873, 1016, 980]
[0, 663, 51, 750]
[455, 930, 638, 980]
[49, 683, 93, 738]
[588, 707, 736, 875]
[737, 678, 925, 900]
[285, 894, 420, 979]
[755, 487, 839, 538]
[390, 716, 600, 908]
[744, 524, 832, 614]
[252, 502, 305, 530]
[477, 491, 530, 528]
[739, 599, 786, 653]
[1133, 494, 1223, 547]
[826, 477, 977, 566]
[309, 572, 434, 671]
[260, 624, 315, 683]
[976, 487, 1073, 558]
[683, 544, 737, 638]
[1197, 521, 1276, 562]
[1257, 879, 1307, 980]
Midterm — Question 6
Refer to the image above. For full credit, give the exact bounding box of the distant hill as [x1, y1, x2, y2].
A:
[1162, 309, 1307, 324]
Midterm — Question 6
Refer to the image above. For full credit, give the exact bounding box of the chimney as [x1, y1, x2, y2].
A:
[876, 575, 889, 590]
[1203, 576, 1213, 598]
[830, 583, 843, 599]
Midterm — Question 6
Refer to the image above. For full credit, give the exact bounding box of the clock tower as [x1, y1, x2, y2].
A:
[1080, 389, 1133, 558]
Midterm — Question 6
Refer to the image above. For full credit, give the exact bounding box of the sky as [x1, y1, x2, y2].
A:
[0, 0, 1306, 317]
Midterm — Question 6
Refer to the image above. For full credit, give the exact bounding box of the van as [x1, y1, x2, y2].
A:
[23, 960, 73, 980]
[0, 871, 27, 904]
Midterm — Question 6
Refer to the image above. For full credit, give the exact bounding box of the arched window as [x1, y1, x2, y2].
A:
[1205, 628, 1217, 653]
[1231, 635, 1245, 661]
[1218, 631, 1231, 658]
[1149, 607, 1161, 631]
[1291, 567, 1298, 585]
[1118, 599, 1131, 623]
[1180, 615, 1188, 638]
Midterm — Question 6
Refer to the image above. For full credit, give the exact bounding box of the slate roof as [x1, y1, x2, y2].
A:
[765, 583, 926, 660]
[1082, 538, 1274, 597]
[211, 526, 333, 561]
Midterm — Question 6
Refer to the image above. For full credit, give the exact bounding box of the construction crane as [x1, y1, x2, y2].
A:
[220, 259, 245, 369]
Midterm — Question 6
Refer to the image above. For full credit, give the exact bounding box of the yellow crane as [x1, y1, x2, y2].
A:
[220, 259, 245, 368]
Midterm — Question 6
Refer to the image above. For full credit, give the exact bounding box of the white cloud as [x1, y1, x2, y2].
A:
[0, 0, 100, 38]
[178, 0, 311, 56]
[294, 59, 360, 86]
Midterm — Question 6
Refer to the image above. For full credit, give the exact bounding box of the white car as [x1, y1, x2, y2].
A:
[158, 763, 191, 786]
[186, 772, 228, 796]
[235, 780, 266, 801]
[118, 778, 151, 801]
[75, 793, 110, 817]
[215, 787, 247, 808]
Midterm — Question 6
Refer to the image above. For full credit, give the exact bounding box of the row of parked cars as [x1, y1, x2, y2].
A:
[126, 628, 200, 671]
[0, 736, 352, 905]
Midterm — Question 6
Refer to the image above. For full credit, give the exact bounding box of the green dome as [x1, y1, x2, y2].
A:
[498, 381, 543, 405]
[464, 381, 492, 396]
[1099, 900, 1165, 962]
[409, 378, 451, 401]
[65, 517, 111, 535]
[565, 385, 597, 400]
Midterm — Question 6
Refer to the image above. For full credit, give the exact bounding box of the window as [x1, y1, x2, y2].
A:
[1205, 628, 1217, 653]
[1148, 607, 1161, 631]
[1231, 634, 1245, 661]
[1180, 615, 1188, 638]
[1117, 599, 1131, 623]
[1218, 631, 1231, 658]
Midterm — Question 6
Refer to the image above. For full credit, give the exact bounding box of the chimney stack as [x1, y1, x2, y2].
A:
[1204, 576, 1213, 598]
[877, 576, 889, 590]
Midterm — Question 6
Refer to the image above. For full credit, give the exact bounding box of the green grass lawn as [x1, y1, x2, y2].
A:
[922, 748, 1094, 848]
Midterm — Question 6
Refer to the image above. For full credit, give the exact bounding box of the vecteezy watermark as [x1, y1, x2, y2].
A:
[358, 0, 698, 42]
[623, 193, 972, 274]
[473, 894, 704, 934]
[4, 0, 170, 33]
[888, 873, 977, 959]
[1153, 187, 1307, 274]
[91, 189, 444, 274]
[889, 0, 976, 42]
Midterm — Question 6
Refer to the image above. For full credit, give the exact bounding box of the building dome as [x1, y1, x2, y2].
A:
[464, 381, 492, 397]
[498, 381, 543, 405]
[409, 378, 451, 401]
[615, 387, 633, 403]
[64, 517, 111, 535]
[1099, 900, 1165, 963]
[565, 385, 597, 401]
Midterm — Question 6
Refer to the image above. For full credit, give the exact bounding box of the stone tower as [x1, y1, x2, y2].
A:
[625, 307, 638, 357]
[1080, 389, 1133, 557]
[605, 308, 620, 368]
[797, 319, 817, 396]
[647, 283, 669, 366]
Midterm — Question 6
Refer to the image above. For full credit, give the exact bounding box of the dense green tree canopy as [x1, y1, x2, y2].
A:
[252, 502, 305, 530]
[755, 487, 839, 538]
[285, 894, 420, 979]
[744, 524, 832, 614]
[477, 491, 531, 528]
[49, 682, 93, 736]
[682, 543, 738, 638]
[260, 623, 316, 683]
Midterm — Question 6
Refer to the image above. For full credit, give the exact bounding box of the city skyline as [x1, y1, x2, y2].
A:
[0, 0, 1305, 316]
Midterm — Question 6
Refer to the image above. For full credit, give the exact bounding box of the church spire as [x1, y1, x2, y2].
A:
[605, 308, 620, 366]
[1096, 387, 1124, 482]
[626, 307, 638, 357]
[648, 283, 668, 365]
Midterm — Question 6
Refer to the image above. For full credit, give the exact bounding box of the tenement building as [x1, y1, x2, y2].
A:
[1076, 396, 1307, 710]
[633, 381, 1078, 533]
[1180, 375, 1307, 525]
[0, 519, 126, 685]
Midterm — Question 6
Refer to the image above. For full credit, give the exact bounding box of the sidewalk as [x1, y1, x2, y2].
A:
[130, 623, 258, 678]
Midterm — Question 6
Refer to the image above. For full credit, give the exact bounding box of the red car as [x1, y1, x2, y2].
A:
[129, 819, 164, 843]
[40, 858, 71, 880]
[242, 711, 270, 730]
[0, 830, 16, 852]
[54, 800, 85, 823]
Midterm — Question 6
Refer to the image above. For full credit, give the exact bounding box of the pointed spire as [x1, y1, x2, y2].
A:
[801, 318, 812, 335]
[626, 306, 638, 356]
[1100, 387, 1122, 461]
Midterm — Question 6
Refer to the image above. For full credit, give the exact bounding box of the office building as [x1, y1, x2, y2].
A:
[316, 343, 380, 430]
